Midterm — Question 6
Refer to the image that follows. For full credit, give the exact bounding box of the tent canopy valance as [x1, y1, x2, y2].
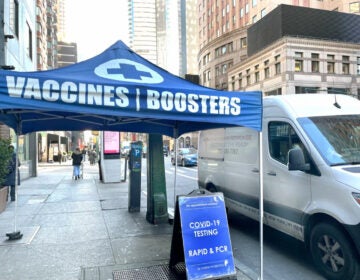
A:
[0, 41, 262, 136]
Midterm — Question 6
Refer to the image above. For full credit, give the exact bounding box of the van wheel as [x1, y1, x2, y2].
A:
[206, 184, 217, 193]
[310, 223, 360, 280]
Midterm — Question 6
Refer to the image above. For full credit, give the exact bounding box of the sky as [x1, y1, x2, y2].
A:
[65, 0, 129, 62]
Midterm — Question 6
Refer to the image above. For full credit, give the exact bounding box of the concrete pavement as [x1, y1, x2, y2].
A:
[0, 161, 255, 280]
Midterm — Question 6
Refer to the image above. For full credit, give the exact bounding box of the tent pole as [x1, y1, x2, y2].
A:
[173, 137, 178, 209]
[172, 127, 179, 215]
[6, 130, 23, 240]
[14, 134, 19, 231]
[259, 131, 263, 280]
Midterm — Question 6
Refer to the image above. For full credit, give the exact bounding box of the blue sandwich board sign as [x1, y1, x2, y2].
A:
[170, 190, 236, 280]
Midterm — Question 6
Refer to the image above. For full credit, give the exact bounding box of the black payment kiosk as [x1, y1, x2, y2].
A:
[128, 141, 142, 212]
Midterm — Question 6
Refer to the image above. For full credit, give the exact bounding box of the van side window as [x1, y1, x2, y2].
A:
[268, 122, 306, 165]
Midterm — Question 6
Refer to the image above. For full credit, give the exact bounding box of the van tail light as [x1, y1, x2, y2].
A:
[352, 193, 360, 205]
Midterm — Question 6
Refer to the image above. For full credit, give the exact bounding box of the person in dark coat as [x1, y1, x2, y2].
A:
[58, 150, 62, 164]
[71, 147, 83, 180]
[3, 145, 20, 201]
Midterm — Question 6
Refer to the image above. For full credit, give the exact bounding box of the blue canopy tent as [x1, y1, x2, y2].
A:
[0, 41, 262, 136]
[0, 41, 264, 277]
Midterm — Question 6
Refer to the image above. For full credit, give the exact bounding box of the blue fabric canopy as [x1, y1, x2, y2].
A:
[0, 41, 262, 137]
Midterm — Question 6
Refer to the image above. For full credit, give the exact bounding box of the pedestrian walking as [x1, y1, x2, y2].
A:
[58, 150, 62, 164]
[88, 150, 94, 165]
[89, 150, 97, 165]
[71, 147, 83, 180]
[2, 145, 20, 201]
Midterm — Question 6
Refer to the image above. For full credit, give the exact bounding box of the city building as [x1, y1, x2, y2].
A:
[197, 0, 360, 90]
[45, 0, 58, 69]
[184, 0, 199, 75]
[228, 5, 360, 97]
[56, 0, 66, 42]
[0, 0, 37, 179]
[128, 0, 157, 64]
[0, 0, 74, 167]
[57, 41, 77, 68]
[128, 0, 200, 147]
[33, 0, 74, 163]
[36, 0, 48, 70]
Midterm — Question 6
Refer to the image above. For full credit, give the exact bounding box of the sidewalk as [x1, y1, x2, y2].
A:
[0, 162, 254, 280]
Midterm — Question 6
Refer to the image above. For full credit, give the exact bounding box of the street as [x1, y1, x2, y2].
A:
[38, 157, 325, 280]
[157, 156, 325, 280]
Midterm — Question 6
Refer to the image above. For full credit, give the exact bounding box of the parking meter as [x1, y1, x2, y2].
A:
[128, 141, 142, 212]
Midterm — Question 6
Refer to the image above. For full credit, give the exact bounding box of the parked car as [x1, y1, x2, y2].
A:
[163, 146, 169, 157]
[171, 148, 198, 166]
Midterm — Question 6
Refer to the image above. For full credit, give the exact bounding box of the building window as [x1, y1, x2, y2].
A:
[215, 66, 220, 77]
[252, 0, 257, 7]
[264, 60, 270, 78]
[261, 8, 266, 18]
[252, 15, 257, 23]
[203, 70, 211, 83]
[342, 55, 350, 74]
[275, 55, 281, 75]
[222, 64, 227, 74]
[240, 37, 247, 48]
[10, 0, 19, 37]
[328, 88, 350, 94]
[238, 73, 242, 88]
[327, 54, 335, 74]
[311, 53, 319, 72]
[245, 3, 249, 14]
[350, 2, 360, 13]
[357, 57, 360, 75]
[246, 69, 251, 85]
[231, 76, 235, 90]
[265, 88, 282, 96]
[240, 8, 244, 18]
[296, 86, 319, 94]
[255, 65, 259, 82]
[26, 22, 33, 59]
[295, 52, 303, 72]
[215, 42, 233, 58]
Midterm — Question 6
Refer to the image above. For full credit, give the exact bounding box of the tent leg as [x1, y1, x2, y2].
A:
[172, 138, 178, 209]
[259, 131, 263, 280]
[6, 132, 23, 240]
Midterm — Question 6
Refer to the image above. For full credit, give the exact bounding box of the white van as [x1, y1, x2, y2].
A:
[198, 94, 360, 280]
